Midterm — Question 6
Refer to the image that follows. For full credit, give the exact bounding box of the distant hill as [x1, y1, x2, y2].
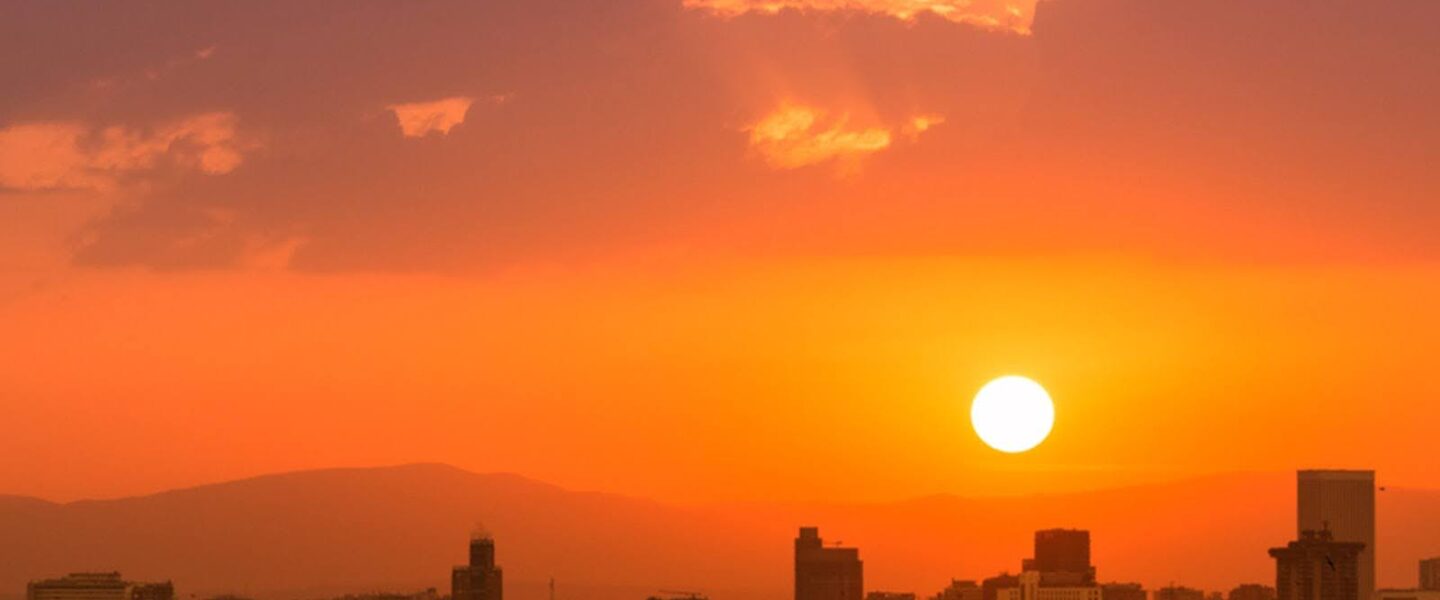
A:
[1, 465, 1437, 600]
[0, 464, 780, 600]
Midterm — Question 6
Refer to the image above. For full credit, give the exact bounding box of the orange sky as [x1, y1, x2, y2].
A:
[2, 0, 1439, 504]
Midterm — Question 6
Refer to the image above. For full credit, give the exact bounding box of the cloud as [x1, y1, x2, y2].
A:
[0, 113, 249, 192]
[747, 104, 940, 170]
[903, 114, 945, 137]
[388, 97, 476, 137]
[683, 0, 1035, 34]
[12, 0, 1438, 273]
[0, 123, 100, 191]
[72, 201, 311, 272]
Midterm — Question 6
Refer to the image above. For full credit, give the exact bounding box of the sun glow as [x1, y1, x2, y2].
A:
[970, 375, 1055, 453]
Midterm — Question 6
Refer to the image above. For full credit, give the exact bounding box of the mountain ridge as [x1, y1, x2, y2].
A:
[2, 464, 1437, 600]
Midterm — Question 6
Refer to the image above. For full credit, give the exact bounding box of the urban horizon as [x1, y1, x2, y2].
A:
[11, 469, 1440, 600]
[5, 3, 1438, 600]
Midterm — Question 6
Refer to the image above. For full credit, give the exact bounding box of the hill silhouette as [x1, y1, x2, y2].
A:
[2, 464, 1438, 600]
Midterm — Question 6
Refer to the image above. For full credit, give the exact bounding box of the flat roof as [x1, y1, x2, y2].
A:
[1298, 470, 1375, 480]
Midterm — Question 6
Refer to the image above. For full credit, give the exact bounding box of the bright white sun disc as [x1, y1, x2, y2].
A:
[970, 375, 1054, 453]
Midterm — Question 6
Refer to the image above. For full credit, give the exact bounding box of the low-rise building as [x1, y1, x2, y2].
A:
[1101, 582, 1146, 600]
[27, 573, 173, 600]
[997, 571, 1101, 600]
[1153, 586, 1205, 600]
[1229, 584, 1276, 600]
[1375, 590, 1440, 600]
[867, 593, 917, 600]
[933, 581, 982, 600]
[984, 574, 1021, 600]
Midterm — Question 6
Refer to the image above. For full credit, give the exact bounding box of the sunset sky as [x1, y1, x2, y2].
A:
[2, 0, 1439, 505]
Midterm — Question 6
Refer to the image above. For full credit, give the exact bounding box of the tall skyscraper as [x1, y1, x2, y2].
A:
[1298, 470, 1375, 600]
[796, 527, 864, 600]
[1032, 530, 1093, 579]
[1421, 558, 1440, 591]
[999, 530, 1100, 600]
[1270, 528, 1365, 600]
[1019, 529, 1095, 587]
[452, 535, 503, 600]
[27, 573, 172, 600]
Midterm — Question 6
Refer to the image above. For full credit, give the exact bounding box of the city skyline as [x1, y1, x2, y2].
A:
[3, 1, 1439, 600]
[3, 464, 1439, 600]
[25, 483, 1426, 600]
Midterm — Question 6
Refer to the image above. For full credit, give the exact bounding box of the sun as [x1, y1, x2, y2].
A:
[970, 375, 1055, 453]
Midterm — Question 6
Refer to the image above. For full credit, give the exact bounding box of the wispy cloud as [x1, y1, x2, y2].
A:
[746, 104, 940, 170]
[0, 112, 250, 192]
[388, 97, 478, 138]
[684, 0, 1035, 34]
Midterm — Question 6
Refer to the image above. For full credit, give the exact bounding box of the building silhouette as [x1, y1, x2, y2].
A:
[867, 593, 917, 600]
[997, 529, 1100, 600]
[646, 593, 708, 600]
[1101, 582, 1147, 600]
[984, 574, 1021, 600]
[1029, 530, 1094, 583]
[1298, 470, 1375, 600]
[1374, 591, 1440, 600]
[1229, 584, 1277, 600]
[1154, 586, 1206, 600]
[1270, 529, 1365, 600]
[932, 581, 982, 600]
[1421, 559, 1440, 591]
[796, 527, 863, 600]
[1370, 560, 1440, 600]
[997, 573, 1099, 600]
[333, 590, 440, 600]
[27, 573, 172, 600]
[453, 535, 503, 600]
[997, 530, 1102, 600]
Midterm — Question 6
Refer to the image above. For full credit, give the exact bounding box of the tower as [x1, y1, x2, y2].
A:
[453, 536, 504, 600]
[795, 527, 863, 600]
[1297, 470, 1374, 600]
[1030, 529, 1095, 584]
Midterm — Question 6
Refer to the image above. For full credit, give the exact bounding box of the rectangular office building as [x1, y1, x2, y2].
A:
[1298, 470, 1375, 600]
[796, 527, 864, 600]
